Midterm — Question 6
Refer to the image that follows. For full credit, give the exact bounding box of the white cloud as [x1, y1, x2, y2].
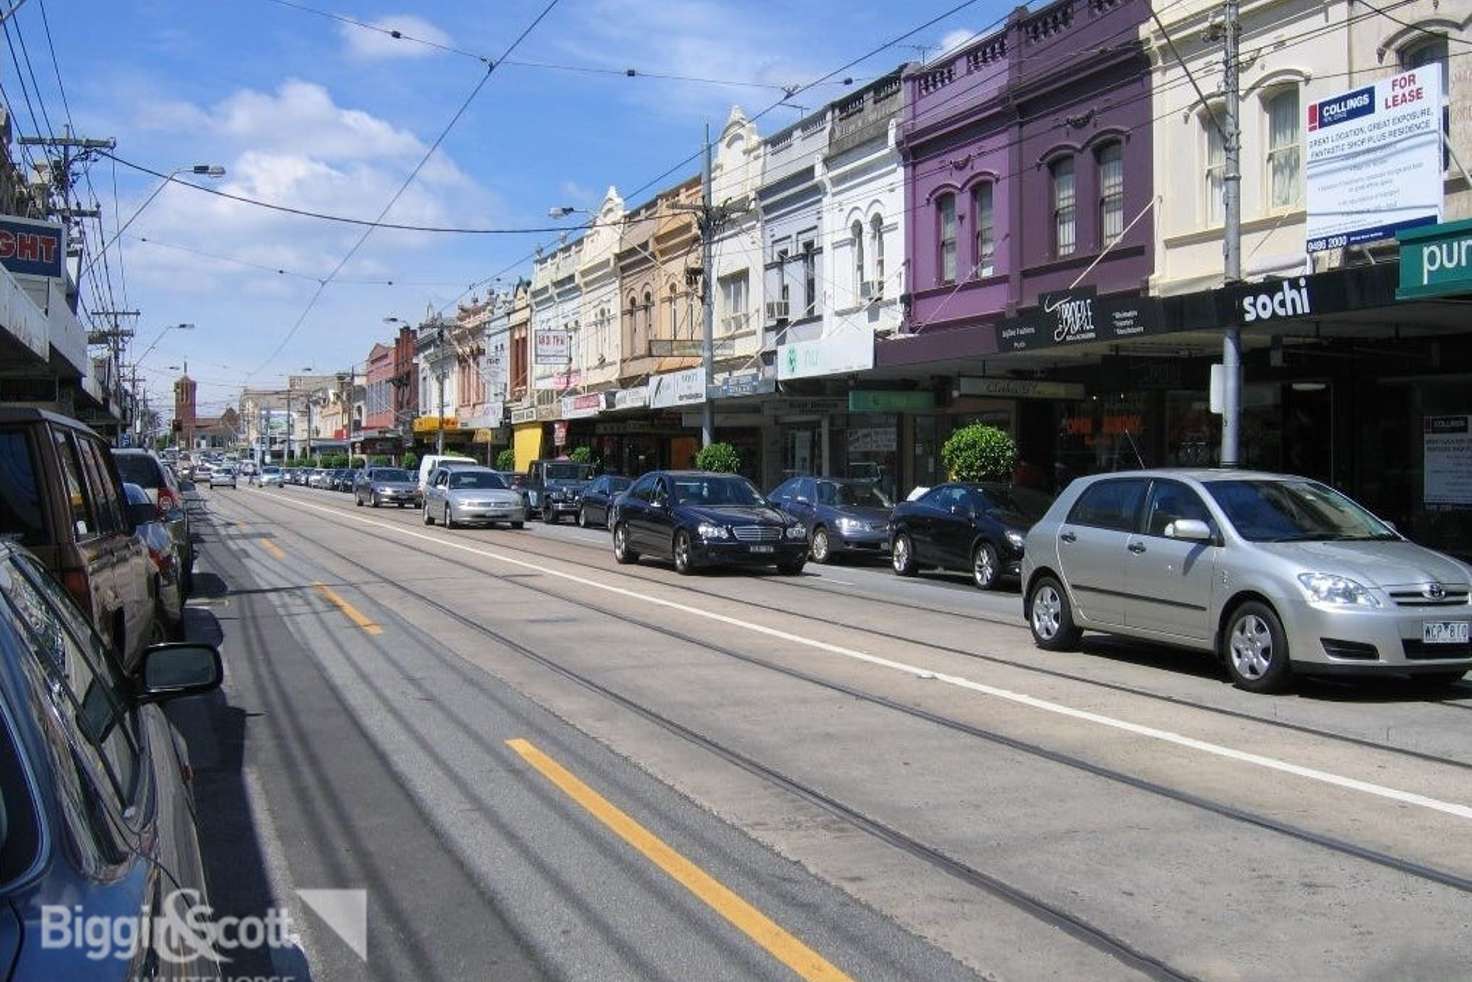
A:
[938, 28, 979, 58]
[338, 14, 453, 60]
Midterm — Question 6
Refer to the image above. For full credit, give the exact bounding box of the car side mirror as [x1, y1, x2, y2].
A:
[137, 643, 223, 703]
[127, 502, 156, 528]
[1165, 519, 1213, 542]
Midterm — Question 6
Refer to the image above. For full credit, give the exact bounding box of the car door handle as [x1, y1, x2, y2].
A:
[1059, 531, 1077, 543]
[1127, 542, 1146, 554]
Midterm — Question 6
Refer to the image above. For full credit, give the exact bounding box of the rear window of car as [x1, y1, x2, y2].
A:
[0, 429, 46, 547]
[112, 454, 160, 488]
[1066, 478, 1149, 532]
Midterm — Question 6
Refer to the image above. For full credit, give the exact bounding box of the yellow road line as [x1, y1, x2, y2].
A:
[505, 738, 853, 982]
[260, 540, 286, 561]
[313, 582, 383, 636]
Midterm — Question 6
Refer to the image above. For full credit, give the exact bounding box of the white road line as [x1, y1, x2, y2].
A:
[266, 493, 1472, 822]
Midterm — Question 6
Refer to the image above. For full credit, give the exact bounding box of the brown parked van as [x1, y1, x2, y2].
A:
[0, 408, 157, 668]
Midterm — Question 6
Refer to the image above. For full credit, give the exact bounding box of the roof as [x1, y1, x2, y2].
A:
[1072, 468, 1301, 482]
[0, 407, 101, 438]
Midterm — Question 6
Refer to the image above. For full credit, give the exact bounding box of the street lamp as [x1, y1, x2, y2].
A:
[134, 322, 195, 367]
[82, 165, 226, 280]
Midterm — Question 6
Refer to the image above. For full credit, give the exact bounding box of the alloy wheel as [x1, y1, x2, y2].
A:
[892, 535, 909, 573]
[973, 543, 997, 590]
[674, 532, 691, 574]
[811, 528, 829, 563]
[1229, 614, 1274, 680]
[578, 507, 587, 528]
[614, 525, 627, 560]
[1032, 584, 1062, 640]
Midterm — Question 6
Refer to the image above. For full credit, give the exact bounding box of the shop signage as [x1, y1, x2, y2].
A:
[1306, 65, 1443, 252]
[0, 216, 65, 279]
[1424, 415, 1472, 507]
[1236, 277, 1311, 323]
[649, 367, 707, 408]
[762, 398, 846, 417]
[561, 393, 602, 419]
[595, 420, 687, 435]
[848, 390, 934, 413]
[683, 411, 765, 428]
[1215, 265, 1399, 326]
[471, 427, 507, 445]
[777, 330, 874, 380]
[510, 406, 539, 425]
[958, 377, 1086, 400]
[1397, 219, 1472, 299]
[708, 372, 775, 400]
[535, 329, 571, 365]
[553, 421, 568, 446]
[536, 403, 561, 421]
[460, 404, 505, 429]
[607, 386, 648, 411]
[411, 415, 458, 434]
[848, 427, 897, 454]
[999, 290, 1160, 351]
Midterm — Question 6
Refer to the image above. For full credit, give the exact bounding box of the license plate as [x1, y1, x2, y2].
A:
[749, 545, 774, 554]
[1423, 621, 1470, 644]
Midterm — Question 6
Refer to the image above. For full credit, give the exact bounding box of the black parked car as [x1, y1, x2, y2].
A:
[0, 538, 224, 980]
[769, 476, 894, 564]
[889, 482, 1049, 590]
[576, 475, 632, 529]
[612, 470, 808, 575]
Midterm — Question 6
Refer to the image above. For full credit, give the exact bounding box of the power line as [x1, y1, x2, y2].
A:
[249, 0, 564, 377]
[128, 233, 475, 286]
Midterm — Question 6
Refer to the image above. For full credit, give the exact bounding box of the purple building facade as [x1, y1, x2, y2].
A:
[900, 0, 1153, 340]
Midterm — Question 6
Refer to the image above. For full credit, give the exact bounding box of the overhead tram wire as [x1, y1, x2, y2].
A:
[248, 0, 565, 378]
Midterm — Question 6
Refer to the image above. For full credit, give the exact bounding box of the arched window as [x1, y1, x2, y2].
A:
[1051, 157, 1076, 257]
[1204, 119, 1225, 225]
[870, 214, 885, 287]
[937, 193, 957, 284]
[1265, 89, 1300, 209]
[972, 185, 994, 277]
[1097, 142, 1124, 245]
[852, 220, 865, 296]
[642, 289, 653, 343]
[1402, 38, 1450, 171]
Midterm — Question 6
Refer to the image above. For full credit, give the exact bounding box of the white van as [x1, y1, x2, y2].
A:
[417, 454, 477, 491]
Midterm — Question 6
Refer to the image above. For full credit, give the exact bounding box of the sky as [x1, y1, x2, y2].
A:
[15, 0, 1009, 415]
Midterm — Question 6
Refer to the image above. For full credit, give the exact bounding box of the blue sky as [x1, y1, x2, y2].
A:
[26, 1, 1002, 414]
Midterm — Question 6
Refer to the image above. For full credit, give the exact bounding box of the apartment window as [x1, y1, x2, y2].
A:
[1266, 89, 1300, 210]
[851, 220, 865, 296]
[642, 290, 653, 339]
[1205, 119, 1225, 225]
[720, 271, 749, 330]
[1051, 157, 1076, 257]
[801, 239, 817, 318]
[1098, 142, 1124, 245]
[973, 184, 994, 277]
[871, 215, 884, 286]
[1402, 39, 1450, 170]
[776, 248, 791, 308]
[938, 193, 957, 284]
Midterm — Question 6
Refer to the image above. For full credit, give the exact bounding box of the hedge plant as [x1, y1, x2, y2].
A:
[941, 424, 1017, 482]
[694, 442, 741, 474]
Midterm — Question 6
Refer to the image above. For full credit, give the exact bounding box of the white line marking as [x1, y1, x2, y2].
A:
[822, 578, 858, 586]
[262, 493, 1472, 822]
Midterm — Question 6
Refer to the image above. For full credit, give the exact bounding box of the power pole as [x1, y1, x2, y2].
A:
[700, 124, 716, 448]
[1220, 0, 1243, 467]
[306, 393, 314, 463]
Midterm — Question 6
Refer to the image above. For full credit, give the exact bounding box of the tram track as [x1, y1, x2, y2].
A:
[226, 492, 1472, 907]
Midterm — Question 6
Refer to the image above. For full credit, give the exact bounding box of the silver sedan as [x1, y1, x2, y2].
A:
[423, 466, 525, 529]
[1022, 469, 1472, 693]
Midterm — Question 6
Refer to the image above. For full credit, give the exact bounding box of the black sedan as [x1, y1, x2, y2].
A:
[0, 538, 224, 979]
[770, 476, 893, 563]
[612, 470, 808, 575]
[576, 475, 632, 528]
[889, 482, 1049, 590]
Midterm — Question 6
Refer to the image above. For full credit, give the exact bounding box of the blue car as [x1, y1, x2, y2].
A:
[769, 476, 895, 564]
[0, 539, 224, 979]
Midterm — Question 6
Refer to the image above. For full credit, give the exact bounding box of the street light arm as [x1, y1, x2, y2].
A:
[81, 166, 224, 281]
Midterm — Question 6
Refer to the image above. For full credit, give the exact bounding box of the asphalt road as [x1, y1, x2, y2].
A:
[174, 483, 1472, 981]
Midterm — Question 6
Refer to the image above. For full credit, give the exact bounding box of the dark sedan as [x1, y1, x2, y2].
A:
[576, 475, 632, 528]
[890, 482, 1049, 590]
[355, 466, 421, 508]
[612, 470, 808, 575]
[770, 476, 893, 563]
[0, 538, 224, 980]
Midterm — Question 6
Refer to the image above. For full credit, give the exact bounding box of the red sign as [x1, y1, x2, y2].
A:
[553, 421, 568, 446]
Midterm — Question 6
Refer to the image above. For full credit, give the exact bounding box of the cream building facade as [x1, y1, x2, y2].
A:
[576, 187, 626, 391]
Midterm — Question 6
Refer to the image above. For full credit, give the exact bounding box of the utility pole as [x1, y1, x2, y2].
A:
[1220, 0, 1243, 468]
[436, 328, 448, 456]
[306, 393, 314, 463]
[700, 124, 716, 448]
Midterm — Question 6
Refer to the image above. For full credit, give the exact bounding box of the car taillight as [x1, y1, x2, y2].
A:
[157, 487, 180, 516]
[62, 568, 91, 612]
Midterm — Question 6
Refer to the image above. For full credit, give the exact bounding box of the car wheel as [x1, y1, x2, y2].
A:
[578, 507, 588, 528]
[613, 523, 639, 564]
[511, 520, 524, 529]
[444, 504, 456, 529]
[673, 530, 694, 575]
[371, 493, 381, 508]
[972, 541, 1000, 591]
[1028, 576, 1081, 651]
[544, 509, 558, 525]
[778, 558, 805, 576]
[1223, 602, 1292, 693]
[810, 527, 831, 564]
[423, 504, 435, 526]
[891, 532, 917, 577]
[355, 492, 363, 507]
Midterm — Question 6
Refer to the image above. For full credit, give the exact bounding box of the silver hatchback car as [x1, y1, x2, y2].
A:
[1022, 470, 1472, 692]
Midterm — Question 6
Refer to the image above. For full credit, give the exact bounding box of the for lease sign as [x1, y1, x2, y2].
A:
[1305, 65, 1443, 252]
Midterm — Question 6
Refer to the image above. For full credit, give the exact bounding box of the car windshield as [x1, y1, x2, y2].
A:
[608, 477, 632, 492]
[544, 463, 592, 482]
[818, 481, 892, 508]
[1204, 479, 1398, 542]
[372, 469, 412, 482]
[113, 455, 159, 487]
[262, 467, 280, 475]
[976, 485, 1050, 523]
[673, 476, 765, 507]
[450, 472, 507, 490]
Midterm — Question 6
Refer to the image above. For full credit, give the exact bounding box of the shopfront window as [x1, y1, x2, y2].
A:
[838, 414, 899, 502]
[1055, 395, 1149, 486]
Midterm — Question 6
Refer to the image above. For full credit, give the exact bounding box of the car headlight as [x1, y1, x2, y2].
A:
[835, 517, 867, 533]
[1005, 530, 1026, 549]
[1297, 572, 1380, 608]
[697, 522, 729, 540]
[785, 524, 807, 540]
